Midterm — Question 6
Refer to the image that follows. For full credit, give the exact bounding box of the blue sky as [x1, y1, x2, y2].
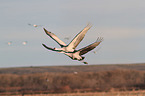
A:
[0, 0, 145, 68]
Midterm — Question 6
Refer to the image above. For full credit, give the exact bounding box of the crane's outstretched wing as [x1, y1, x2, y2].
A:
[42, 44, 62, 52]
[67, 23, 92, 50]
[43, 28, 66, 47]
[78, 37, 103, 55]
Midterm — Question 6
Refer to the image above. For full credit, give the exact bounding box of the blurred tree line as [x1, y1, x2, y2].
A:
[0, 69, 145, 93]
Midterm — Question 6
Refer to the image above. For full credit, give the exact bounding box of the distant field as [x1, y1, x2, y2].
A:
[1, 63, 145, 74]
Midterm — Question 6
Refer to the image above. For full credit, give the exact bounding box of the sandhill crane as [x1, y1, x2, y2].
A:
[42, 37, 103, 64]
[42, 24, 103, 64]
[42, 24, 92, 53]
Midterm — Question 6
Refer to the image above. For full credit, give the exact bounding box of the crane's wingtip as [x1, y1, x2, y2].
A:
[83, 61, 88, 64]
[42, 43, 47, 47]
[43, 28, 46, 30]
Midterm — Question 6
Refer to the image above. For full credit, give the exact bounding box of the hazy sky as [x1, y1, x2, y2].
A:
[0, 0, 145, 68]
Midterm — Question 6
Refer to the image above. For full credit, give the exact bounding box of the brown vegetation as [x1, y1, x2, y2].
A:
[1, 66, 145, 95]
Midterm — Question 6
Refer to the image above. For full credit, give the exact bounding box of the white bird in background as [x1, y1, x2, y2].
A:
[28, 23, 43, 27]
[42, 24, 103, 64]
[6, 41, 28, 46]
[64, 36, 71, 40]
[7, 41, 12, 45]
[22, 41, 27, 45]
[74, 71, 78, 74]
